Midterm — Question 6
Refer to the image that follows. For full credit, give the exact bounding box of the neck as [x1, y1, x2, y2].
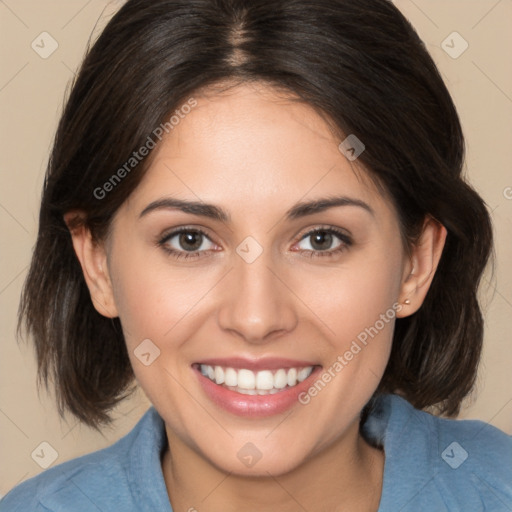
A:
[161, 419, 384, 512]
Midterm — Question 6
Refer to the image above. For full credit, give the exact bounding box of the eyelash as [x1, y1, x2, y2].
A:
[297, 227, 352, 259]
[157, 226, 353, 261]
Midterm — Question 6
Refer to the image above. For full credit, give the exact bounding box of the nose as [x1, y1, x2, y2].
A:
[216, 248, 298, 344]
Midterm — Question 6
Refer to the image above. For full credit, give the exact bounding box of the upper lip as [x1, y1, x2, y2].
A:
[194, 357, 320, 371]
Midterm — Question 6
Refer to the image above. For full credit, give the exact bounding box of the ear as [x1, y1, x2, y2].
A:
[64, 212, 118, 318]
[396, 216, 447, 318]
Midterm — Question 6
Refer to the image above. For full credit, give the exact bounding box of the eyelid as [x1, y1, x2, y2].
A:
[157, 226, 219, 256]
[158, 225, 215, 243]
[290, 226, 353, 260]
[294, 224, 352, 244]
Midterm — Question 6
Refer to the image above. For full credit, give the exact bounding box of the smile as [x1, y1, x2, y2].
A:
[192, 359, 322, 417]
[198, 364, 315, 395]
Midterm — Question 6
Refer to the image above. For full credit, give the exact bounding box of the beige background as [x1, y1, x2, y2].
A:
[1, 0, 511, 498]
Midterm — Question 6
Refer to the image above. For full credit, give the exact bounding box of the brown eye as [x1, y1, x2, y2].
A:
[178, 231, 204, 251]
[294, 227, 352, 259]
[159, 228, 216, 259]
[309, 231, 334, 251]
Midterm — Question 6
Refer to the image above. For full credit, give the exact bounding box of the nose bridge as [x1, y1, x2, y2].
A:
[216, 243, 297, 342]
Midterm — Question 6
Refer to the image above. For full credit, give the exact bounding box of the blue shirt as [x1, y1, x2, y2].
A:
[1, 394, 511, 511]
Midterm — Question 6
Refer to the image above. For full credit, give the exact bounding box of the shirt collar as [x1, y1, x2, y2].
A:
[128, 394, 434, 511]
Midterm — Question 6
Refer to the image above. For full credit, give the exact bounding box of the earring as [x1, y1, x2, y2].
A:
[403, 299, 411, 305]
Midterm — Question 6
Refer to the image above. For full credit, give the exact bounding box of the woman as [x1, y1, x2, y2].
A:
[2, 0, 511, 510]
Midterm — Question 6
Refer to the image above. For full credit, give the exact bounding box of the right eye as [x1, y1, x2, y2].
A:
[158, 228, 218, 260]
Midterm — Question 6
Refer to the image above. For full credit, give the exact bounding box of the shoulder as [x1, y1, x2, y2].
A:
[0, 407, 164, 512]
[429, 404, 512, 509]
[364, 394, 512, 510]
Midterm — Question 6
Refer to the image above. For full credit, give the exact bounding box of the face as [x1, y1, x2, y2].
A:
[93, 82, 416, 476]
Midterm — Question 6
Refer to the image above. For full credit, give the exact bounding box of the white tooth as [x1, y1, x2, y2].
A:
[210, 365, 312, 393]
[214, 366, 225, 385]
[256, 370, 274, 390]
[238, 388, 257, 395]
[287, 368, 298, 386]
[237, 369, 256, 389]
[297, 367, 312, 382]
[200, 364, 208, 376]
[224, 367, 238, 387]
[274, 369, 288, 389]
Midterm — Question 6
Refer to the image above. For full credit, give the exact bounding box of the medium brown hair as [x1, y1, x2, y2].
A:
[19, 0, 493, 428]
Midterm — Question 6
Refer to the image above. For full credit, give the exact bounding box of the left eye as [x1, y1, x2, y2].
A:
[296, 229, 350, 252]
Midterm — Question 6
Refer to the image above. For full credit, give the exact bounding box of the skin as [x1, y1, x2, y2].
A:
[67, 82, 446, 511]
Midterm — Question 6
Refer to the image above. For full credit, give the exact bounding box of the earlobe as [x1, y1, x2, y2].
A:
[397, 216, 447, 317]
[64, 212, 118, 319]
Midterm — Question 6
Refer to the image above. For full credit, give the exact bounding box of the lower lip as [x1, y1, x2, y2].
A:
[193, 366, 322, 417]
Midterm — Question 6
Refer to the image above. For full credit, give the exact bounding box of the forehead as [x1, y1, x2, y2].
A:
[122, 82, 389, 219]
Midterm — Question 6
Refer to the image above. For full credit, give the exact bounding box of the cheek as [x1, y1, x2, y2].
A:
[293, 247, 403, 342]
[108, 236, 226, 360]
[107, 246, 216, 411]
[289, 250, 402, 435]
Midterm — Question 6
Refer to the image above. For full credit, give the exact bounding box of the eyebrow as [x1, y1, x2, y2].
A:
[139, 195, 374, 222]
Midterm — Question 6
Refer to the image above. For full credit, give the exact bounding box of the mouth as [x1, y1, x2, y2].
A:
[194, 363, 315, 395]
[192, 358, 322, 417]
